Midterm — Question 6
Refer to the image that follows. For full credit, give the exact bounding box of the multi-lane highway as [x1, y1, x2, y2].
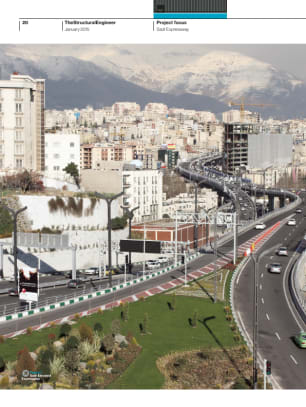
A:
[234, 194, 306, 389]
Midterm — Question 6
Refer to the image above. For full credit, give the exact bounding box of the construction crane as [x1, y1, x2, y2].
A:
[228, 97, 275, 122]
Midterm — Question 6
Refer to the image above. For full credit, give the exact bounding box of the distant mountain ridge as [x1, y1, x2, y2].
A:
[1, 48, 306, 118]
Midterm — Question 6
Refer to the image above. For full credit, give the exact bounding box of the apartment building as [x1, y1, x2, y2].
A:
[91, 144, 134, 169]
[44, 133, 80, 180]
[80, 144, 94, 169]
[0, 73, 45, 172]
[122, 162, 163, 223]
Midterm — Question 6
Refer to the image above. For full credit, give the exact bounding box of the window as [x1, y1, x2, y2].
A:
[15, 143, 24, 155]
[0, 103, 2, 112]
[44, 166, 48, 171]
[53, 166, 60, 171]
[15, 103, 22, 113]
[16, 117, 22, 127]
[0, 145, 3, 154]
[16, 159, 23, 169]
[70, 142, 75, 147]
[45, 154, 48, 159]
[15, 131, 23, 141]
[0, 130, 2, 141]
[15, 89, 22, 99]
[70, 154, 75, 159]
[53, 154, 60, 159]
[0, 159, 2, 168]
[0, 118, 2, 127]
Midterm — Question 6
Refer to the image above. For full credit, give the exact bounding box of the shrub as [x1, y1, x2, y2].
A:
[231, 377, 250, 389]
[226, 314, 233, 322]
[73, 313, 81, 321]
[26, 327, 33, 335]
[192, 309, 198, 327]
[234, 334, 240, 342]
[111, 319, 121, 336]
[0, 375, 9, 389]
[79, 323, 93, 343]
[0, 356, 5, 372]
[59, 323, 71, 338]
[120, 302, 129, 322]
[101, 334, 114, 354]
[64, 336, 80, 352]
[0, 335, 5, 344]
[70, 328, 81, 340]
[16, 346, 35, 380]
[48, 333, 56, 345]
[64, 349, 80, 373]
[224, 306, 230, 314]
[93, 323, 103, 333]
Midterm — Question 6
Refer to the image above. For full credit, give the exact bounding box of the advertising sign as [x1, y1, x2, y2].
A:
[19, 267, 39, 302]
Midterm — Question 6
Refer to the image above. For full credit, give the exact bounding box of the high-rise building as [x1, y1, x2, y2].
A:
[0, 74, 45, 172]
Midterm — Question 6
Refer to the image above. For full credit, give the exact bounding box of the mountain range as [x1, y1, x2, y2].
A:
[1, 47, 306, 119]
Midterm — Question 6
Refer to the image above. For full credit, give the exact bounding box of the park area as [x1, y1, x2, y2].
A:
[0, 268, 265, 389]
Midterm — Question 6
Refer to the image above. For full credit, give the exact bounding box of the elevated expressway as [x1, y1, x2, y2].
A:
[178, 153, 305, 389]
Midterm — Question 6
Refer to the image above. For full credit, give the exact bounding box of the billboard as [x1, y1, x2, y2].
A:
[19, 267, 39, 302]
[120, 239, 161, 254]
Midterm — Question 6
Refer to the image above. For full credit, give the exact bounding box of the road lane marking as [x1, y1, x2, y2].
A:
[261, 272, 264, 278]
[275, 332, 281, 340]
[261, 298, 264, 304]
[266, 313, 270, 320]
[259, 284, 262, 290]
[290, 354, 298, 365]
[270, 256, 273, 259]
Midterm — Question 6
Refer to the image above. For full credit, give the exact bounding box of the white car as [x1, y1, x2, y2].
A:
[84, 267, 98, 275]
[287, 219, 296, 226]
[158, 256, 168, 264]
[277, 247, 288, 256]
[255, 223, 266, 230]
[268, 263, 282, 274]
[147, 260, 160, 270]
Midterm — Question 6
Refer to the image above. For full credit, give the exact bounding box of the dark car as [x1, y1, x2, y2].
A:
[8, 288, 18, 296]
[67, 279, 84, 288]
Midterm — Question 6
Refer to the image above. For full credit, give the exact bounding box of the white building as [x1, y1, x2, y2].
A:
[44, 133, 80, 180]
[0, 74, 45, 172]
[122, 162, 163, 223]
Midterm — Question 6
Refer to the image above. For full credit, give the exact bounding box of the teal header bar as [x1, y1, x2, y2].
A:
[154, 13, 227, 19]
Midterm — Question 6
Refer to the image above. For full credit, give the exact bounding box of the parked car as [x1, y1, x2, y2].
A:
[287, 219, 296, 226]
[268, 263, 282, 274]
[84, 267, 98, 275]
[255, 223, 266, 230]
[277, 247, 288, 256]
[294, 331, 306, 348]
[8, 288, 18, 296]
[67, 279, 84, 288]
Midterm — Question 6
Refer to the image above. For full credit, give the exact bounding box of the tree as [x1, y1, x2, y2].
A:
[16, 346, 35, 380]
[93, 322, 103, 333]
[0, 356, 5, 372]
[101, 334, 114, 354]
[111, 215, 128, 230]
[64, 349, 80, 373]
[63, 162, 80, 188]
[64, 336, 80, 352]
[59, 323, 71, 338]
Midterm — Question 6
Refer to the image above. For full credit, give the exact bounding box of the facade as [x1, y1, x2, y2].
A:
[158, 149, 179, 169]
[0, 74, 45, 172]
[131, 220, 208, 249]
[44, 133, 80, 180]
[122, 164, 163, 223]
[80, 144, 94, 169]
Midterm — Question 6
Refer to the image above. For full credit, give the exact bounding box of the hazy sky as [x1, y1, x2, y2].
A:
[3, 44, 306, 81]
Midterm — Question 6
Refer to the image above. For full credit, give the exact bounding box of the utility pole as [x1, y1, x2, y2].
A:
[95, 191, 123, 287]
[213, 213, 218, 303]
[0, 204, 27, 287]
[121, 205, 139, 274]
[194, 182, 198, 250]
[175, 210, 178, 265]
[233, 212, 237, 265]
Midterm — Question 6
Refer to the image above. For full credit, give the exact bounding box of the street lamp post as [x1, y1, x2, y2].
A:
[0, 203, 27, 287]
[121, 205, 139, 274]
[95, 191, 123, 288]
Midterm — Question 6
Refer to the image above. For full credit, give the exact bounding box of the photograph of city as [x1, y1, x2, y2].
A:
[0, 44, 305, 390]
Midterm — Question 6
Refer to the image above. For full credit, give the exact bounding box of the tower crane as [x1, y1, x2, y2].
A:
[228, 97, 275, 122]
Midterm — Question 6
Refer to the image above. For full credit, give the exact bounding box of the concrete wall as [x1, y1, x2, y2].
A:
[81, 169, 122, 194]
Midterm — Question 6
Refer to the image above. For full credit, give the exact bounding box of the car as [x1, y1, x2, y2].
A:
[84, 267, 98, 275]
[268, 263, 282, 274]
[255, 223, 266, 230]
[277, 247, 288, 256]
[287, 219, 296, 226]
[296, 208, 302, 213]
[147, 260, 160, 270]
[67, 279, 84, 288]
[158, 256, 168, 264]
[65, 271, 81, 279]
[8, 288, 18, 296]
[294, 331, 306, 348]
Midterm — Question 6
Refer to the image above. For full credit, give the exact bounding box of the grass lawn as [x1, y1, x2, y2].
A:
[0, 291, 238, 389]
